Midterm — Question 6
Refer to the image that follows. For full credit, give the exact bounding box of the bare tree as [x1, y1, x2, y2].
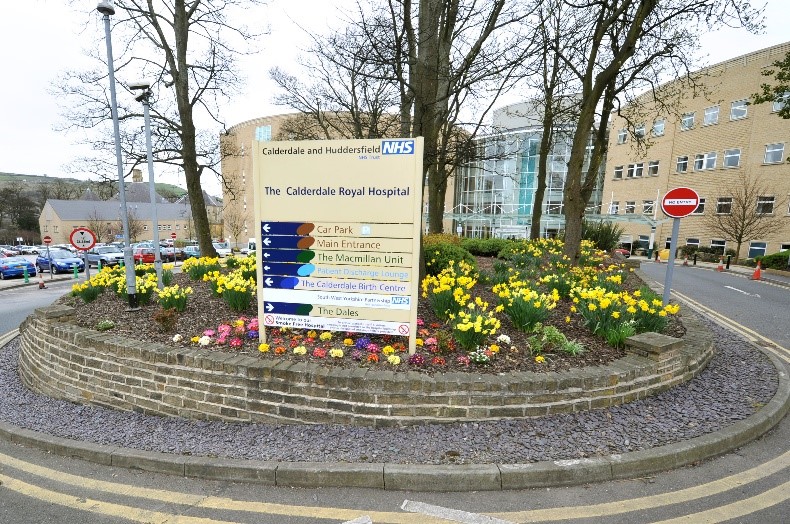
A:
[703, 176, 785, 263]
[751, 50, 790, 121]
[55, 0, 264, 258]
[87, 210, 113, 243]
[223, 203, 248, 248]
[555, 0, 761, 265]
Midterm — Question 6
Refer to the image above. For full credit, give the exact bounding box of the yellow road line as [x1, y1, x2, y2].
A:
[1, 449, 788, 523]
[648, 480, 790, 524]
[490, 451, 790, 522]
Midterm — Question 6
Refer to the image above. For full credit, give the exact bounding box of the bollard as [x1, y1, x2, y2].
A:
[23, 266, 29, 283]
[98, 260, 102, 271]
[693, 253, 697, 266]
[73, 264, 79, 279]
[726, 255, 731, 270]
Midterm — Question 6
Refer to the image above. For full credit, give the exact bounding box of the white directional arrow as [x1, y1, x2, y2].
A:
[263, 252, 270, 258]
[266, 303, 274, 312]
[265, 277, 273, 286]
[263, 238, 271, 246]
[264, 265, 271, 271]
[262, 224, 271, 233]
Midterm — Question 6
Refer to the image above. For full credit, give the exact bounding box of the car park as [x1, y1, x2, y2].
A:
[36, 250, 85, 274]
[133, 247, 156, 264]
[0, 256, 37, 280]
[212, 242, 232, 257]
[86, 245, 125, 267]
[0, 245, 21, 257]
[182, 245, 200, 259]
[14, 245, 38, 254]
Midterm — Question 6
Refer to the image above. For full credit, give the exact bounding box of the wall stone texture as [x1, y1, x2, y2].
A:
[18, 305, 713, 427]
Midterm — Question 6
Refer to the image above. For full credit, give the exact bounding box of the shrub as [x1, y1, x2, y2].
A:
[182, 257, 221, 280]
[96, 319, 115, 331]
[71, 282, 103, 303]
[423, 243, 477, 276]
[756, 250, 790, 271]
[156, 284, 193, 312]
[423, 233, 462, 246]
[162, 269, 174, 286]
[580, 220, 624, 252]
[460, 238, 512, 257]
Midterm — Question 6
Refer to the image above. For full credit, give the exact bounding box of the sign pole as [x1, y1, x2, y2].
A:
[662, 217, 680, 306]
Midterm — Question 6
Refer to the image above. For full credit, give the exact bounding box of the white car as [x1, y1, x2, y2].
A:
[212, 243, 232, 257]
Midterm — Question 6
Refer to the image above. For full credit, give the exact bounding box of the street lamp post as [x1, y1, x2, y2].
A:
[97, 1, 139, 310]
[130, 82, 163, 289]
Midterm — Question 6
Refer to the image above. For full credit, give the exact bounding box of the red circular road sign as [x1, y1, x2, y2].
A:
[171, 232, 177, 239]
[43, 236, 52, 245]
[661, 187, 700, 218]
[69, 227, 97, 251]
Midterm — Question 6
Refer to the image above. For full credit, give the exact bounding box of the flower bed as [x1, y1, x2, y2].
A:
[60, 239, 684, 375]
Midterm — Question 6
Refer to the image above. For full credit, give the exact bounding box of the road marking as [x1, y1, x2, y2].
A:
[723, 285, 760, 298]
[0, 449, 787, 523]
[648, 480, 790, 523]
[402, 499, 515, 523]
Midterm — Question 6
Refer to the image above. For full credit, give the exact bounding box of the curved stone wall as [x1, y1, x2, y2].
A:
[18, 305, 714, 427]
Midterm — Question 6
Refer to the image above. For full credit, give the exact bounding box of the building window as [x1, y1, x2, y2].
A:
[184, 224, 189, 230]
[694, 151, 717, 170]
[704, 105, 719, 125]
[546, 200, 563, 214]
[716, 197, 732, 214]
[642, 200, 655, 215]
[756, 196, 775, 215]
[625, 201, 636, 214]
[686, 238, 700, 247]
[609, 201, 620, 214]
[710, 239, 726, 254]
[652, 119, 665, 137]
[255, 125, 272, 141]
[665, 237, 672, 249]
[780, 242, 790, 251]
[627, 163, 644, 178]
[53, 226, 59, 233]
[175, 224, 180, 230]
[676, 156, 689, 173]
[723, 148, 741, 168]
[43, 225, 48, 232]
[648, 160, 660, 176]
[730, 99, 748, 120]
[143, 225, 149, 231]
[681, 112, 695, 130]
[634, 124, 646, 138]
[773, 92, 789, 113]
[693, 198, 706, 214]
[764, 143, 785, 164]
[167, 224, 173, 230]
[748, 241, 767, 259]
[617, 128, 627, 144]
[614, 165, 623, 179]
[157, 225, 163, 231]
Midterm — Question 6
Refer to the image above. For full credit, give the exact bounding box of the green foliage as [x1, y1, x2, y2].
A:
[162, 269, 174, 286]
[71, 284, 103, 303]
[186, 260, 220, 280]
[225, 256, 241, 269]
[460, 237, 512, 257]
[96, 319, 115, 331]
[757, 250, 790, 270]
[751, 50, 790, 120]
[423, 243, 477, 276]
[581, 220, 624, 252]
[604, 321, 636, 348]
[134, 264, 156, 277]
[632, 286, 669, 333]
[423, 233, 462, 246]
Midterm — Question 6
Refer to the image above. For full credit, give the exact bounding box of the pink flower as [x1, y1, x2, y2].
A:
[229, 337, 243, 348]
[312, 348, 327, 358]
[416, 318, 425, 326]
[217, 324, 232, 335]
[366, 343, 380, 353]
[424, 337, 438, 347]
[203, 329, 215, 337]
[216, 336, 227, 345]
[247, 318, 259, 331]
[456, 355, 471, 366]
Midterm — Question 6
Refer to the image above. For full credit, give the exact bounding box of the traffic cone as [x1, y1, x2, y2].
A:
[716, 256, 724, 272]
[38, 274, 46, 289]
[683, 255, 688, 266]
[750, 260, 762, 280]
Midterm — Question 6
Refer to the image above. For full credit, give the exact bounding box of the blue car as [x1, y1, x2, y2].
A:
[0, 257, 37, 280]
[36, 249, 85, 274]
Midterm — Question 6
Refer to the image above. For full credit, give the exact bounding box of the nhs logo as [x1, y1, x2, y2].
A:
[391, 296, 410, 305]
[382, 140, 415, 155]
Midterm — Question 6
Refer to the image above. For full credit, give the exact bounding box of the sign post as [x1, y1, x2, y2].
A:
[660, 187, 700, 306]
[43, 236, 52, 280]
[70, 227, 97, 281]
[253, 138, 424, 354]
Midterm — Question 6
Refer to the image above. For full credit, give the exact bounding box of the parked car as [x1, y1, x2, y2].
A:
[52, 244, 78, 255]
[182, 245, 201, 259]
[14, 245, 38, 254]
[133, 247, 156, 264]
[159, 244, 183, 262]
[86, 245, 125, 267]
[614, 248, 631, 258]
[212, 242, 232, 257]
[0, 245, 20, 257]
[0, 256, 37, 280]
[36, 250, 85, 274]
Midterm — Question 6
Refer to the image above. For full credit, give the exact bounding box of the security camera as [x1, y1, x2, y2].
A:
[128, 80, 151, 91]
[96, 1, 115, 15]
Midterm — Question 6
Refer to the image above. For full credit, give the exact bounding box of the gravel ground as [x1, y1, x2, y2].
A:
[0, 315, 778, 465]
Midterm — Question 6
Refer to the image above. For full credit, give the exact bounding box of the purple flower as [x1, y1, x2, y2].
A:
[246, 330, 259, 339]
[351, 350, 365, 361]
[407, 354, 426, 366]
[355, 337, 371, 349]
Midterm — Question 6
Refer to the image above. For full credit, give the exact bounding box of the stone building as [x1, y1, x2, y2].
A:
[602, 42, 790, 259]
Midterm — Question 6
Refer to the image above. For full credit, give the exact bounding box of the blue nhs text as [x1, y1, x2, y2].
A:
[381, 140, 415, 154]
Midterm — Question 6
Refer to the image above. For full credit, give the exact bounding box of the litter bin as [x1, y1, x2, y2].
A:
[658, 249, 670, 262]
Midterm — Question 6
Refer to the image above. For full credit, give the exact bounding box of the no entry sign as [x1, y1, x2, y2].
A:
[661, 187, 700, 218]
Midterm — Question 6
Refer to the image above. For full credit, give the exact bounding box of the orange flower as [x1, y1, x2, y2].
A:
[274, 346, 287, 355]
[366, 353, 379, 363]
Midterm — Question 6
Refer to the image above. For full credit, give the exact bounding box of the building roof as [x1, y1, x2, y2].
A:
[175, 190, 222, 207]
[45, 199, 194, 221]
[109, 182, 169, 204]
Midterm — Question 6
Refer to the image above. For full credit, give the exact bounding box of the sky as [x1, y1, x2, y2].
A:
[1, 0, 788, 197]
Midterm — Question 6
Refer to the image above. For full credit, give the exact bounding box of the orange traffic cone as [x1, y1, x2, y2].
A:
[750, 260, 762, 280]
[38, 274, 46, 289]
[683, 255, 688, 266]
[716, 256, 724, 272]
